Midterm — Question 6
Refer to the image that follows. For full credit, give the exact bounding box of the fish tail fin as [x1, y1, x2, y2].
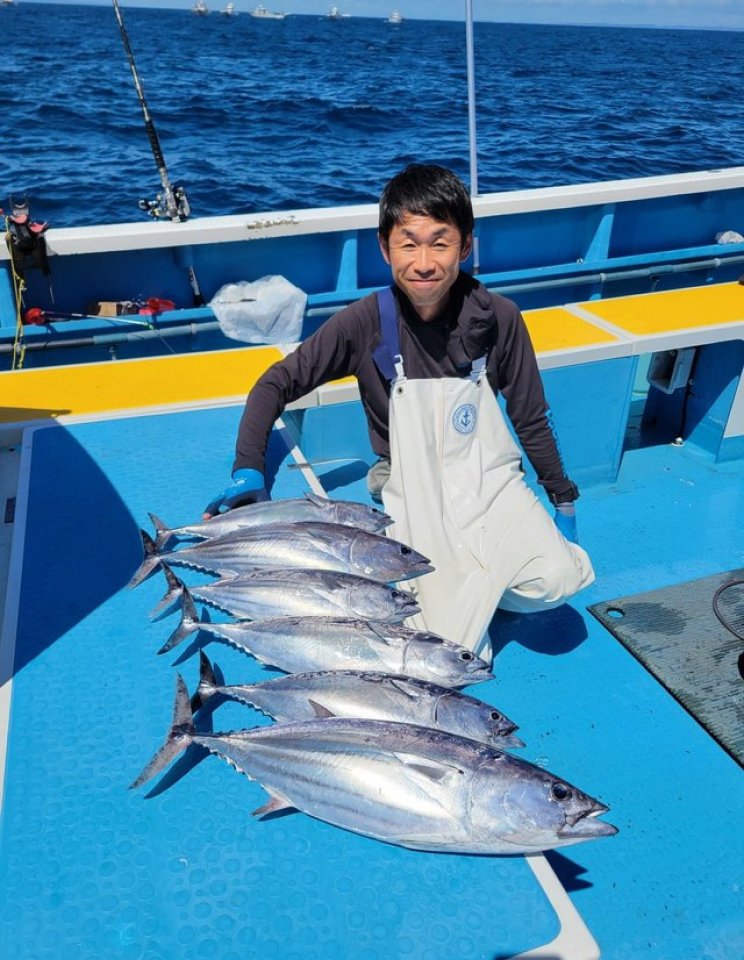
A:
[158, 589, 200, 654]
[191, 649, 220, 711]
[150, 563, 185, 621]
[129, 674, 194, 789]
[127, 529, 163, 589]
[149, 512, 176, 551]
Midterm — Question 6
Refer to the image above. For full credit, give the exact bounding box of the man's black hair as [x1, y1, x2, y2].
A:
[378, 164, 474, 247]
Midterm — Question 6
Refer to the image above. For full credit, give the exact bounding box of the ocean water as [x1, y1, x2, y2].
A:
[2, 3, 742, 227]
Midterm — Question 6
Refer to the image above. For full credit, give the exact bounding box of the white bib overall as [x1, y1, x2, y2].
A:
[376, 291, 594, 662]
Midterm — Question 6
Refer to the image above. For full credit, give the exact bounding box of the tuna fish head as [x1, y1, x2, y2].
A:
[328, 499, 392, 532]
[434, 692, 523, 748]
[348, 533, 433, 582]
[404, 635, 494, 688]
[346, 582, 420, 622]
[468, 754, 618, 853]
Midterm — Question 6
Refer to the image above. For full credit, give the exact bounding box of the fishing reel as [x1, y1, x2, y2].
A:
[138, 183, 191, 222]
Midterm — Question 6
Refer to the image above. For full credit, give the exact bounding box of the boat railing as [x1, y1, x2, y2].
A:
[3, 167, 741, 260]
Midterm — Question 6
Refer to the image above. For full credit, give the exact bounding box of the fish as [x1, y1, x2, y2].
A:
[161, 593, 493, 688]
[150, 492, 391, 549]
[131, 675, 618, 856]
[193, 651, 521, 747]
[152, 565, 421, 625]
[129, 521, 433, 588]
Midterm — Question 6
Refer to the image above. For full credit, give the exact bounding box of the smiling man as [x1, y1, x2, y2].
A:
[204, 164, 594, 660]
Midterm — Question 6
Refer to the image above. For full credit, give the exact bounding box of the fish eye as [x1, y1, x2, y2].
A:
[489, 710, 504, 722]
[401, 545, 411, 555]
[459, 651, 474, 661]
[551, 782, 573, 802]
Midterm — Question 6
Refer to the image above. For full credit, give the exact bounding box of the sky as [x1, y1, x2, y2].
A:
[21, 1, 744, 31]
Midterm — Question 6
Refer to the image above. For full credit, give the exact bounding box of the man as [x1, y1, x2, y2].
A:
[204, 164, 594, 660]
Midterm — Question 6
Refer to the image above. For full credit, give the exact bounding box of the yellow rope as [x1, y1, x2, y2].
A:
[5, 215, 27, 371]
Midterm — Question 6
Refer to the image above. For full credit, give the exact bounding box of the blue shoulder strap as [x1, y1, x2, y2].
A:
[372, 286, 403, 382]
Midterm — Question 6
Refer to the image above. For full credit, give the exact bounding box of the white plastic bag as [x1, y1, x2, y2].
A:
[209, 275, 307, 344]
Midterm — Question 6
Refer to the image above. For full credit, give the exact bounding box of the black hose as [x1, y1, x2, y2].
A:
[711, 578, 744, 643]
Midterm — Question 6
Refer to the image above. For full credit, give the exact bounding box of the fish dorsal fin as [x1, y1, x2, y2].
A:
[251, 787, 296, 819]
[308, 698, 336, 719]
[303, 492, 327, 507]
[393, 752, 464, 782]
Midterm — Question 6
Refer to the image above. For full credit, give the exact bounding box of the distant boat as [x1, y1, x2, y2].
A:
[387, 10, 403, 23]
[250, 4, 287, 18]
[191, 0, 209, 14]
[2, 0, 17, 6]
[327, 6, 350, 18]
[221, 2, 237, 15]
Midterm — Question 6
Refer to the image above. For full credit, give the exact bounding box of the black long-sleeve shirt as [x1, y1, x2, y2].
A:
[233, 273, 578, 502]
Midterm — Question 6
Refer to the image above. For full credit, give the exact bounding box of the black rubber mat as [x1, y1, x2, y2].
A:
[589, 569, 744, 767]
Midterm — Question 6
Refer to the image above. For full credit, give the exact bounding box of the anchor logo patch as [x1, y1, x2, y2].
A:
[452, 402, 477, 435]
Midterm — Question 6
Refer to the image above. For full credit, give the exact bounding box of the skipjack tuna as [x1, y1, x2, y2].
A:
[151, 565, 421, 624]
[129, 520, 433, 587]
[161, 594, 493, 689]
[149, 493, 392, 549]
[192, 651, 518, 746]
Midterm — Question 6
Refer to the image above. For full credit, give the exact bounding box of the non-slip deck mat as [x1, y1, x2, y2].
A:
[0, 408, 571, 960]
[589, 569, 744, 767]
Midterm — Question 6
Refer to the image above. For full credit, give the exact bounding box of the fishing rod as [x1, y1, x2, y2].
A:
[112, 0, 190, 223]
[112, 0, 205, 304]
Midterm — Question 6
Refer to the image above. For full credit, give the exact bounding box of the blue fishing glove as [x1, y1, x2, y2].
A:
[202, 468, 268, 518]
[554, 502, 578, 544]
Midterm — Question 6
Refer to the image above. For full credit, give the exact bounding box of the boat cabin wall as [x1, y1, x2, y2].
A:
[609, 188, 744, 258]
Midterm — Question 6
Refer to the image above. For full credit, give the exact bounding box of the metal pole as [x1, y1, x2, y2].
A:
[465, 0, 478, 196]
[465, 0, 480, 272]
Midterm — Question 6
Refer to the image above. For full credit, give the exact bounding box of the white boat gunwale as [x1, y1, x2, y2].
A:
[3, 167, 741, 259]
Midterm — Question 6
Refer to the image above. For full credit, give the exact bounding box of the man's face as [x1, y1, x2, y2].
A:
[379, 213, 472, 321]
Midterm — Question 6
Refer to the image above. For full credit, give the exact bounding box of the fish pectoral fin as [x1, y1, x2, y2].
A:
[386, 677, 421, 700]
[251, 787, 296, 819]
[307, 698, 336, 719]
[393, 752, 465, 783]
[365, 623, 399, 646]
[299, 523, 342, 547]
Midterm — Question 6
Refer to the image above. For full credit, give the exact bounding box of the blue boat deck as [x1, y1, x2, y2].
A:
[0, 390, 743, 958]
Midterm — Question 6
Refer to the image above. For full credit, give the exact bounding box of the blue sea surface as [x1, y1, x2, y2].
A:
[2, 3, 743, 227]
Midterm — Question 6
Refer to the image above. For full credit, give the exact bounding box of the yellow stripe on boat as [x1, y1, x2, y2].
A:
[523, 306, 621, 352]
[577, 282, 744, 336]
[0, 345, 283, 423]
